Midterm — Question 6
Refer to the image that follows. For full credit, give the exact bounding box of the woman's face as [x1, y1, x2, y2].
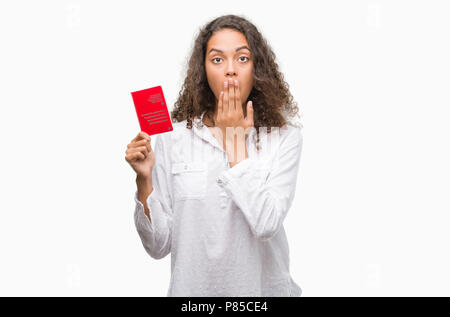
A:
[205, 28, 254, 111]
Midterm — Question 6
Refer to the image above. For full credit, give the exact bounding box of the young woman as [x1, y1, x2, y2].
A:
[125, 14, 303, 297]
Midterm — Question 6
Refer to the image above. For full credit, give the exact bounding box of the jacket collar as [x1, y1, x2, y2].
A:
[192, 110, 224, 152]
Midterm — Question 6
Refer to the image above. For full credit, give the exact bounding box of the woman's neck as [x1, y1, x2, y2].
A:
[202, 110, 215, 127]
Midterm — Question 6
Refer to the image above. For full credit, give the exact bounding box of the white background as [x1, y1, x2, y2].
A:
[0, 0, 449, 296]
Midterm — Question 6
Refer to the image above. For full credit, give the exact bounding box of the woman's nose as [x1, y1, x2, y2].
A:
[226, 70, 236, 77]
[226, 62, 236, 76]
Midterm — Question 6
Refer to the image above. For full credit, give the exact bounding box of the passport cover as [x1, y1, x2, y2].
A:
[131, 85, 173, 136]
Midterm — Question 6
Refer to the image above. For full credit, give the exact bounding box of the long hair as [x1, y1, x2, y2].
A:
[171, 14, 302, 151]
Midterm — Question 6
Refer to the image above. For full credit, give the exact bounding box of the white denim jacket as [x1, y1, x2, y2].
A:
[134, 110, 303, 297]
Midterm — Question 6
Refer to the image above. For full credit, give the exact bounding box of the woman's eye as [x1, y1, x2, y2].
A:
[211, 56, 250, 64]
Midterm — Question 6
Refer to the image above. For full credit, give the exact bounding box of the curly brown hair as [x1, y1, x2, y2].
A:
[170, 14, 302, 151]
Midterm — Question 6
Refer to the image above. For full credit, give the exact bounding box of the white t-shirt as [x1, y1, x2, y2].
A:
[134, 110, 303, 297]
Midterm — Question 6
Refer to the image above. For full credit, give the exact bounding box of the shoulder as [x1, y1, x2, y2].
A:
[156, 119, 190, 147]
[254, 124, 302, 156]
[278, 123, 303, 149]
[282, 123, 302, 138]
[171, 120, 188, 136]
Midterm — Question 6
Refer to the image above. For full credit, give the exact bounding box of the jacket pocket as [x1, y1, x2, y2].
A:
[171, 162, 207, 200]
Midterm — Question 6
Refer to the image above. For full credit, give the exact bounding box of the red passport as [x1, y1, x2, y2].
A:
[131, 86, 173, 136]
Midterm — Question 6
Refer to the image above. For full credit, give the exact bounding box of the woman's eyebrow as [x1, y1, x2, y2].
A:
[208, 45, 251, 55]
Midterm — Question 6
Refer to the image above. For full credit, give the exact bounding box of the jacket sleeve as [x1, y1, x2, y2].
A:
[134, 133, 173, 259]
[216, 126, 303, 242]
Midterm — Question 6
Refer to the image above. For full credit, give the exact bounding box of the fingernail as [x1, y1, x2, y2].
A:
[234, 79, 238, 86]
[224, 81, 228, 88]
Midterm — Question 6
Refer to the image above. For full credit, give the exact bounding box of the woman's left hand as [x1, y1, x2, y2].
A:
[214, 77, 254, 143]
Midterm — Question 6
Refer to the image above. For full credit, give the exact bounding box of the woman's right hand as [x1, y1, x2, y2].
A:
[125, 131, 155, 178]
